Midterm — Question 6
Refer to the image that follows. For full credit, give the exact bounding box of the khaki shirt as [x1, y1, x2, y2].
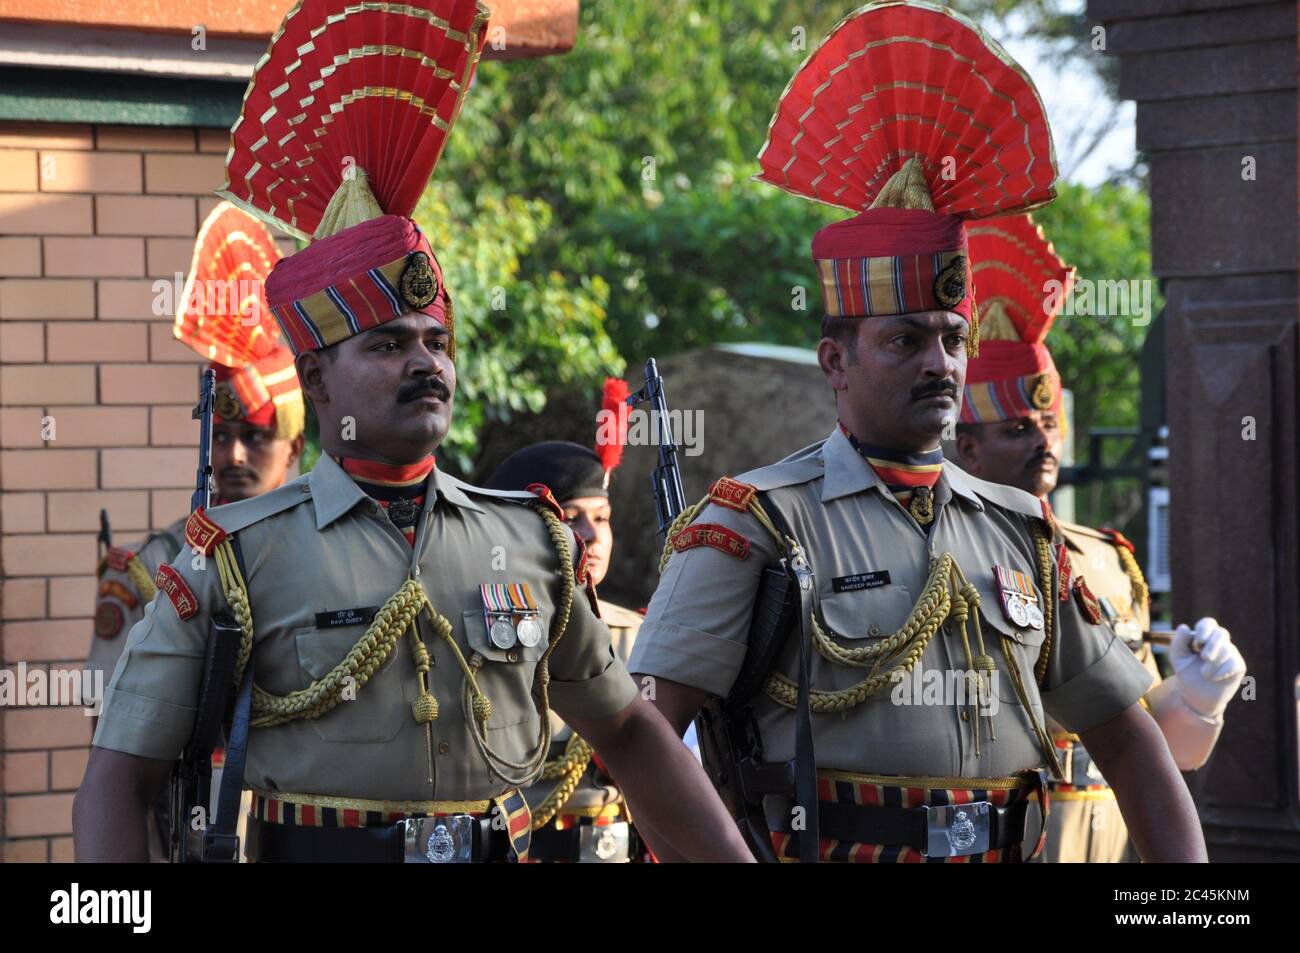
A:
[526, 599, 643, 816]
[94, 454, 638, 802]
[87, 518, 187, 681]
[629, 429, 1153, 780]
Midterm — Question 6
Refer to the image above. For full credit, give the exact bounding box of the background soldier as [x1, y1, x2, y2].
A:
[73, 0, 749, 864]
[628, 1, 1207, 863]
[952, 214, 1246, 862]
[485, 379, 650, 861]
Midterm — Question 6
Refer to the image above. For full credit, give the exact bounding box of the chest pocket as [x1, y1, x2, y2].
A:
[461, 609, 549, 734]
[818, 585, 916, 641]
[969, 574, 1048, 705]
[294, 621, 413, 743]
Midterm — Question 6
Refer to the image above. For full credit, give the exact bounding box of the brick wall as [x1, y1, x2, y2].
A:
[0, 120, 292, 862]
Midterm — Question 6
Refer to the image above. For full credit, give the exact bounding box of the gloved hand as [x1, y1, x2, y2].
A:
[1170, 617, 1246, 719]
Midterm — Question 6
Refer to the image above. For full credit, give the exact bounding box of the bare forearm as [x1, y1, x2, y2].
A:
[572, 698, 754, 862]
[1080, 704, 1207, 862]
[73, 747, 168, 862]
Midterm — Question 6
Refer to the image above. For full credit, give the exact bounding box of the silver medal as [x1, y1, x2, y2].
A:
[489, 616, 517, 649]
[1026, 602, 1044, 630]
[1008, 595, 1029, 628]
[516, 616, 543, 648]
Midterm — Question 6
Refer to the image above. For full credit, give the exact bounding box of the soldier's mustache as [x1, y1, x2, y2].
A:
[219, 466, 258, 482]
[911, 379, 958, 401]
[1027, 451, 1057, 471]
[398, 377, 451, 403]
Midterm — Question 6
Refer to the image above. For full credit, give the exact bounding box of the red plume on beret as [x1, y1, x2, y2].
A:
[596, 377, 630, 489]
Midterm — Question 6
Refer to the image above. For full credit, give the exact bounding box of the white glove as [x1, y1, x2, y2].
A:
[1170, 617, 1246, 719]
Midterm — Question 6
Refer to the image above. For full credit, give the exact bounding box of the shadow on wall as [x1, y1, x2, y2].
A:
[471, 345, 836, 607]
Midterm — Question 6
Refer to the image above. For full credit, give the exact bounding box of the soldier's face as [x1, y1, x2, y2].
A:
[302, 312, 455, 462]
[821, 310, 966, 450]
[212, 421, 304, 502]
[955, 411, 1062, 498]
[562, 496, 613, 587]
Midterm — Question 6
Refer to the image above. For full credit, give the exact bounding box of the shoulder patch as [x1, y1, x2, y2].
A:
[94, 601, 125, 639]
[154, 564, 199, 621]
[708, 477, 758, 511]
[104, 545, 135, 572]
[525, 482, 565, 521]
[1073, 575, 1102, 625]
[185, 507, 228, 556]
[98, 579, 140, 610]
[671, 522, 750, 561]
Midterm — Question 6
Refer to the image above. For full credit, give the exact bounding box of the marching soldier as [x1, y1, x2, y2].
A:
[951, 214, 1246, 862]
[87, 203, 305, 691]
[484, 379, 650, 861]
[628, 2, 1208, 863]
[74, 0, 749, 864]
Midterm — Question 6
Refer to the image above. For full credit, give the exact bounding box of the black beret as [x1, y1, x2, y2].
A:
[484, 441, 608, 502]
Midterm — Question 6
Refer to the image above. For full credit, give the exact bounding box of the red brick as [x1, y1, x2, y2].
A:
[0, 123, 93, 150]
[5, 793, 75, 837]
[0, 322, 44, 362]
[38, 150, 141, 194]
[2, 707, 92, 749]
[197, 128, 229, 154]
[0, 149, 37, 191]
[101, 363, 197, 404]
[1, 491, 46, 532]
[147, 236, 198, 277]
[0, 279, 95, 320]
[49, 575, 96, 619]
[149, 323, 203, 363]
[152, 489, 191, 527]
[0, 407, 46, 449]
[145, 153, 225, 195]
[50, 747, 90, 791]
[0, 192, 93, 235]
[2, 838, 48, 862]
[2, 619, 93, 663]
[0, 364, 96, 405]
[3, 751, 49, 793]
[0, 237, 41, 276]
[1, 536, 97, 580]
[43, 237, 144, 278]
[102, 448, 194, 489]
[36, 406, 148, 448]
[2, 577, 46, 620]
[98, 278, 167, 320]
[47, 322, 148, 363]
[97, 194, 196, 237]
[46, 490, 150, 534]
[50, 836, 75, 862]
[0, 449, 96, 490]
[149, 404, 198, 446]
[95, 125, 195, 153]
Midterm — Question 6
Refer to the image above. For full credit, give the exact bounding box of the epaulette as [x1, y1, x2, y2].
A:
[202, 476, 315, 537]
[707, 476, 759, 511]
[733, 441, 827, 493]
[955, 468, 1047, 523]
[99, 545, 137, 576]
[525, 482, 565, 520]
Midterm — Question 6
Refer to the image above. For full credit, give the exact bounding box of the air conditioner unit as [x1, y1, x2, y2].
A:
[1147, 485, 1171, 593]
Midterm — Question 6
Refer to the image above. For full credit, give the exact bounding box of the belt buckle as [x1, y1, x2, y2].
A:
[577, 822, 630, 863]
[403, 815, 476, 864]
[921, 802, 991, 858]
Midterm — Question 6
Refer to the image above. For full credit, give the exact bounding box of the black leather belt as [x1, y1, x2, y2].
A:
[528, 821, 639, 863]
[763, 794, 1030, 858]
[246, 815, 511, 863]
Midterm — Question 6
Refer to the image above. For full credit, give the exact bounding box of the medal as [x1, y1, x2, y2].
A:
[1008, 595, 1029, 628]
[994, 564, 1042, 630]
[516, 616, 543, 647]
[489, 616, 517, 649]
[1025, 602, 1044, 630]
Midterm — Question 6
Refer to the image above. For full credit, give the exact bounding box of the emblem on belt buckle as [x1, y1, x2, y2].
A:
[923, 802, 991, 858]
[426, 822, 455, 863]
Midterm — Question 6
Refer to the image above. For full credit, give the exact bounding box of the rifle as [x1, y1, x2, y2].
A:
[626, 358, 686, 546]
[634, 358, 818, 863]
[168, 367, 244, 862]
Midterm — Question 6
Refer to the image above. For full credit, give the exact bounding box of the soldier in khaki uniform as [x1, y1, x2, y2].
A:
[88, 203, 305, 689]
[73, 0, 750, 864]
[629, 2, 1207, 863]
[486, 398, 649, 861]
[952, 215, 1246, 862]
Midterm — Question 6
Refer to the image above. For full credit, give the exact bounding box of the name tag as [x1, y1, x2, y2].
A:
[315, 607, 379, 629]
[832, 571, 891, 593]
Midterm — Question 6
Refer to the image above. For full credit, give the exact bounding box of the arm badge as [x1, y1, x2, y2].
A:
[185, 506, 228, 557]
[98, 579, 140, 610]
[155, 564, 199, 621]
[707, 477, 758, 512]
[94, 602, 125, 639]
[670, 522, 750, 560]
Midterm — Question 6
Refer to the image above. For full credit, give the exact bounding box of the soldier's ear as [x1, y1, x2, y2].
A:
[296, 351, 328, 406]
[817, 336, 851, 392]
[953, 430, 981, 473]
